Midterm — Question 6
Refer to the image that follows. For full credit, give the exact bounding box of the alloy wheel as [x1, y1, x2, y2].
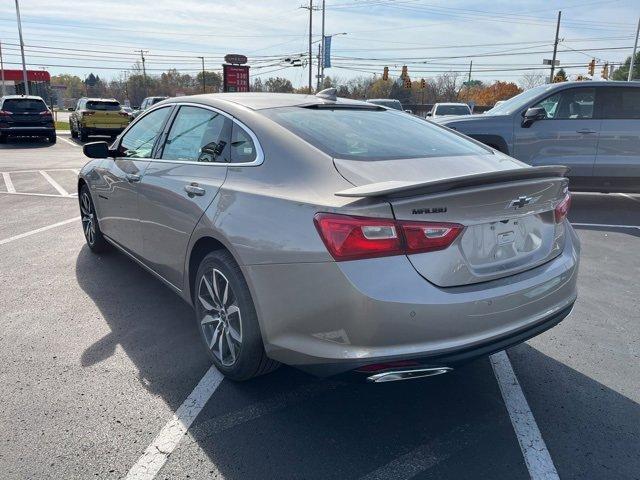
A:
[198, 268, 243, 366]
[80, 191, 96, 245]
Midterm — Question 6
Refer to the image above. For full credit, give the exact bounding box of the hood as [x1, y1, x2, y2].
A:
[333, 153, 526, 186]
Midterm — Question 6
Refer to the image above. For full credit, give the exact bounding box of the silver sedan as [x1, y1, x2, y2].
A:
[78, 90, 579, 382]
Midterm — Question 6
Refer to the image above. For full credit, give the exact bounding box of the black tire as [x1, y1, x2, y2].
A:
[79, 129, 88, 142]
[48, 134, 57, 144]
[70, 124, 78, 139]
[79, 185, 110, 253]
[194, 250, 279, 381]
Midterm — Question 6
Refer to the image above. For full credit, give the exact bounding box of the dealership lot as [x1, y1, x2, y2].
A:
[0, 136, 638, 479]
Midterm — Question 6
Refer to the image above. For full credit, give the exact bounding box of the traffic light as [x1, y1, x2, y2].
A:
[420, 78, 426, 89]
[588, 58, 595, 76]
[401, 65, 408, 78]
[403, 78, 412, 89]
[382, 66, 389, 81]
[601, 63, 609, 80]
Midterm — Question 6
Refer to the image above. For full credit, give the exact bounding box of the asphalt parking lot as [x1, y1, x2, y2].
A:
[0, 134, 638, 480]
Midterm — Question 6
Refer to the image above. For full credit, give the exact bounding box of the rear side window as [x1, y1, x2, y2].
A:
[119, 107, 171, 158]
[2, 98, 47, 112]
[262, 107, 489, 160]
[86, 101, 120, 111]
[161, 106, 231, 163]
[230, 124, 257, 163]
[600, 87, 640, 119]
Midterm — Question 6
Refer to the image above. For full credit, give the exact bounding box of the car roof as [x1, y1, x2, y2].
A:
[81, 97, 119, 102]
[1, 95, 45, 101]
[435, 102, 469, 106]
[167, 92, 371, 111]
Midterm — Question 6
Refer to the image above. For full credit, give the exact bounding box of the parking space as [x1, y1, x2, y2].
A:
[0, 138, 638, 479]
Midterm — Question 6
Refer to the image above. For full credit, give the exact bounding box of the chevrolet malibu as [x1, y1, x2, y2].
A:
[77, 90, 579, 382]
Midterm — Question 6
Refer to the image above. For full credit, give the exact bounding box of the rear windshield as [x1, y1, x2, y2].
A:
[262, 107, 490, 160]
[3, 98, 47, 112]
[86, 101, 120, 111]
[435, 105, 470, 115]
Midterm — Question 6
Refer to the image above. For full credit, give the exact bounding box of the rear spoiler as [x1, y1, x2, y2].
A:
[335, 165, 569, 198]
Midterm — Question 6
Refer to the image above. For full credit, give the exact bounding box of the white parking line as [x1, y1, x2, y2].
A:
[572, 222, 640, 230]
[0, 217, 79, 245]
[0, 191, 77, 199]
[39, 170, 70, 196]
[2, 172, 15, 193]
[124, 366, 224, 480]
[57, 135, 79, 147]
[491, 351, 560, 480]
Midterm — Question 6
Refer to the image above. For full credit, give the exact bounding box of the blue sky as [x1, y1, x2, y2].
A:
[0, 0, 637, 86]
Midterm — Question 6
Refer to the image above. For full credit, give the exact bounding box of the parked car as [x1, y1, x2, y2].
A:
[0, 95, 56, 143]
[132, 96, 169, 118]
[69, 98, 131, 142]
[120, 106, 134, 115]
[78, 90, 579, 382]
[435, 81, 640, 193]
[427, 103, 472, 118]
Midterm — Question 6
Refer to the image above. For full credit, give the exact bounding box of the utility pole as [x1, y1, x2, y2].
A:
[320, 0, 326, 87]
[467, 60, 472, 84]
[316, 44, 322, 90]
[137, 50, 148, 97]
[14, 0, 29, 95]
[549, 10, 562, 83]
[0, 40, 6, 96]
[198, 56, 206, 93]
[629, 17, 640, 81]
[308, 0, 313, 92]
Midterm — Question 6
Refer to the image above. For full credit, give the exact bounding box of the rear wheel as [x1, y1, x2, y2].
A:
[70, 124, 78, 139]
[194, 250, 279, 381]
[79, 185, 110, 253]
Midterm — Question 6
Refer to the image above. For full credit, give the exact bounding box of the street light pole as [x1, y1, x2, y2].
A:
[14, 0, 29, 95]
[320, 0, 326, 88]
[549, 10, 561, 83]
[308, 0, 313, 92]
[0, 40, 6, 96]
[629, 17, 640, 82]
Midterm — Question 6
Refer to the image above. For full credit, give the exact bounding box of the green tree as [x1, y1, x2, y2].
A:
[264, 77, 294, 93]
[196, 71, 222, 93]
[50, 74, 85, 99]
[612, 51, 640, 81]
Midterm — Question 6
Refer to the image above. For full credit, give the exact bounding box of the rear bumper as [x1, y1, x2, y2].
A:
[242, 222, 580, 377]
[1, 126, 55, 137]
[81, 126, 126, 136]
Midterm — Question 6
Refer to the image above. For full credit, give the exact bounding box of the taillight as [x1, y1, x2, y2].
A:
[0, 110, 11, 117]
[554, 193, 571, 223]
[314, 213, 463, 261]
[39, 110, 52, 118]
[81, 110, 95, 117]
[313, 214, 403, 261]
[118, 111, 130, 117]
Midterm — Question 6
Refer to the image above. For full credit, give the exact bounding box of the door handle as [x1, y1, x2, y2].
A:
[576, 129, 597, 134]
[126, 173, 141, 183]
[184, 183, 206, 196]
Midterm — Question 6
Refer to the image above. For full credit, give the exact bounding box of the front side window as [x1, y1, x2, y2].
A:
[533, 88, 595, 120]
[161, 106, 231, 163]
[600, 87, 640, 119]
[119, 107, 172, 158]
[262, 107, 490, 160]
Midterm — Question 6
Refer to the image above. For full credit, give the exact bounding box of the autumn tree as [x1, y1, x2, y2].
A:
[519, 71, 546, 90]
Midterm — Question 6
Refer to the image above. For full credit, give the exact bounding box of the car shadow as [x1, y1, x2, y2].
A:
[75, 246, 638, 479]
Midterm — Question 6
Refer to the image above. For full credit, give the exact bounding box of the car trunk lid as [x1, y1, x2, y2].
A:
[334, 156, 569, 287]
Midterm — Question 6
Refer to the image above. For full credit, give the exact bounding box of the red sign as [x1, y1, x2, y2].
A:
[223, 64, 250, 93]
[1, 69, 50, 82]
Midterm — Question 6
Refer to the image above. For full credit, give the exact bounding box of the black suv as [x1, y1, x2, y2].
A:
[0, 95, 56, 143]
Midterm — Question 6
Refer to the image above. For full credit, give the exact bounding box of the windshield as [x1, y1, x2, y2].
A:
[262, 107, 490, 160]
[435, 105, 470, 116]
[3, 99, 47, 113]
[484, 84, 554, 115]
[86, 101, 121, 111]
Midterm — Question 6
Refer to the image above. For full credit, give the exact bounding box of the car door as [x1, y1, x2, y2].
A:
[512, 87, 600, 189]
[594, 86, 640, 192]
[137, 104, 232, 289]
[93, 106, 173, 256]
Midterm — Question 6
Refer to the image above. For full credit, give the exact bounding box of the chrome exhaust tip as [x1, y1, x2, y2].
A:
[367, 367, 453, 383]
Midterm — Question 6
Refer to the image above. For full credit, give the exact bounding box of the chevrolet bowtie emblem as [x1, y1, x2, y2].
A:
[508, 195, 536, 209]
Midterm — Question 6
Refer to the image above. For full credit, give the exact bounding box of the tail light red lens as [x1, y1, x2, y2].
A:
[314, 213, 463, 261]
[118, 111, 130, 117]
[0, 110, 11, 117]
[554, 193, 571, 223]
[81, 110, 95, 117]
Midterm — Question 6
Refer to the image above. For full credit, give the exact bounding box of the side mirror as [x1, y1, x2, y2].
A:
[83, 141, 111, 159]
[67, 107, 74, 111]
[426, 112, 432, 117]
[404, 109, 413, 114]
[522, 107, 547, 128]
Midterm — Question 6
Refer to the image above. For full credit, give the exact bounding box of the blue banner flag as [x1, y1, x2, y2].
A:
[323, 36, 332, 69]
